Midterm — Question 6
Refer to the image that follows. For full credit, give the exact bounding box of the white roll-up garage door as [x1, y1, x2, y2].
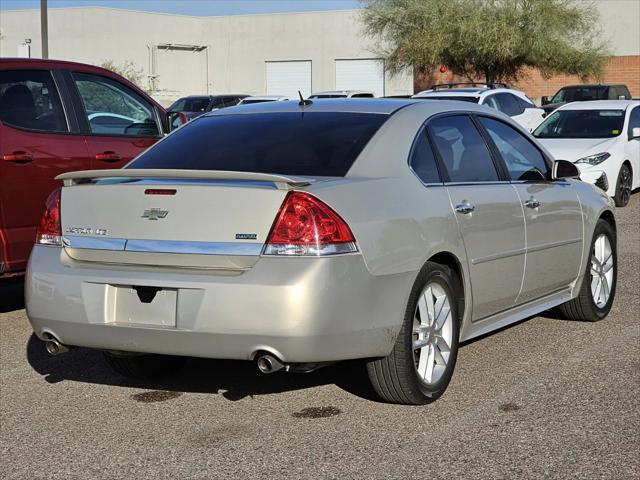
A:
[335, 59, 385, 97]
[265, 61, 312, 99]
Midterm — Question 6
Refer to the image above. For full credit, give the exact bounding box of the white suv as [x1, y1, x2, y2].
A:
[413, 83, 545, 131]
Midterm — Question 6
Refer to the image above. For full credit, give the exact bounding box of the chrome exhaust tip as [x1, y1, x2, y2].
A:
[256, 354, 285, 374]
[45, 338, 69, 356]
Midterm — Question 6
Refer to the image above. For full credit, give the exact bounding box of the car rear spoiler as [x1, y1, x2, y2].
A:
[56, 169, 312, 190]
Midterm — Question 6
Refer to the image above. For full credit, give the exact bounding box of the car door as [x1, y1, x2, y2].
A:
[0, 68, 89, 274]
[68, 71, 162, 169]
[626, 106, 640, 190]
[428, 114, 526, 320]
[477, 115, 584, 303]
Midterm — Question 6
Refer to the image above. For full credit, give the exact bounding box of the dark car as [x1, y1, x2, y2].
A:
[0, 58, 174, 278]
[541, 84, 631, 114]
[168, 94, 248, 122]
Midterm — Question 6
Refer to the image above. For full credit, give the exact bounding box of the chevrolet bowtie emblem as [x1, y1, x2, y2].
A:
[142, 208, 169, 220]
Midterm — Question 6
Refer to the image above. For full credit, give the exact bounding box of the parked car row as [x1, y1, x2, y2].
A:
[1, 57, 637, 284]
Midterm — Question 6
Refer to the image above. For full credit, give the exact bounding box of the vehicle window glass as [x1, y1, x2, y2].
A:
[0, 69, 68, 132]
[533, 110, 625, 139]
[129, 112, 387, 177]
[168, 98, 186, 112]
[495, 93, 524, 116]
[551, 87, 607, 103]
[352, 93, 374, 98]
[429, 115, 499, 182]
[410, 130, 440, 183]
[482, 95, 500, 110]
[630, 107, 640, 130]
[479, 117, 548, 181]
[72, 72, 159, 137]
[183, 97, 211, 112]
[209, 98, 227, 110]
[516, 95, 536, 109]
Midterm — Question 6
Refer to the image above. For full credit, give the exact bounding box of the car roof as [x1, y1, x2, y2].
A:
[209, 97, 502, 117]
[559, 84, 626, 89]
[556, 100, 640, 111]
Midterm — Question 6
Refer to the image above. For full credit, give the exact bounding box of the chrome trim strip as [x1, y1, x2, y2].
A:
[62, 236, 126, 251]
[471, 247, 527, 265]
[125, 239, 263, 256]
[471, 237, 582, 265]
[62, 236, 263, 256]
[526, 237, 582, 254]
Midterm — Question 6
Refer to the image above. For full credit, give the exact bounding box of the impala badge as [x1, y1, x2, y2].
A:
[142, 208, 169, 221]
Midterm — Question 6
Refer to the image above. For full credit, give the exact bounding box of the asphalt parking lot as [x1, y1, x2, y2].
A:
[1, 194, 638, 480]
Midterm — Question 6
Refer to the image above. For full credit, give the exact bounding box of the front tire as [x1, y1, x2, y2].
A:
[613, 163, 632, 207]
[559, 219, 617, 321]
[104, 352, 186, 379]
[367, 262, 461, 404]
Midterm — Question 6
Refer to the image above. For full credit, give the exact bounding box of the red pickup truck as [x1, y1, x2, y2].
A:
[0, 58, 172, 277]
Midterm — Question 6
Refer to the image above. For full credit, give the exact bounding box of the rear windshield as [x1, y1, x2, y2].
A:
[533, 110, 625, 139]
[129, 112, 388, 176]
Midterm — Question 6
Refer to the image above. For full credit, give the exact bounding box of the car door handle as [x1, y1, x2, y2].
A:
[95, 151, 122, 162]
[455, 203, 475, 214]
[524, 199, 542, 209]
[3, 151, 34, 163]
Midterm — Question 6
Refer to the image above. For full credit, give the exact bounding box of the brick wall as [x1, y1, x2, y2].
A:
[414, 55, 640, 102]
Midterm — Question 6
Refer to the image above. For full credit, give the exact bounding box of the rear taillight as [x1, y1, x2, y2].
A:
[36, 188, 62, 246]
[264, 191, 357, 256]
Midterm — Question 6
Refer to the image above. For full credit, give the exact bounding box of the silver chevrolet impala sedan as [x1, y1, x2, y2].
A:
[26, 99, 617, 404]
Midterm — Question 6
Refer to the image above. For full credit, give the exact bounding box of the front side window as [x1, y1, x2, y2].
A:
[429, 115, 499, 182]
[410, 130, 440, 183]
[533, 110, 625, 139]
[479, 117, 548, 181]
[0, 69, 67, 132]
[72, 72, 159, 137]
[495, 93, 524, 116]
[129, 112, 387, 177]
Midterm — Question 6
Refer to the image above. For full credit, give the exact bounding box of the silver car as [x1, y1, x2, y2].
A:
[26, 99, 617, 404]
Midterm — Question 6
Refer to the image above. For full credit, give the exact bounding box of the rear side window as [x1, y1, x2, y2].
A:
[494, 93, 524, 116]
[0, 70, 67, 132]
[429, 116, 499, 182]
[410, 130, 440, 183]
[129, 112, 387, 176]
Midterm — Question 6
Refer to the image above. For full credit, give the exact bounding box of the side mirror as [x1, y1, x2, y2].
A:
[629, 127, 640, 140]
[167, 112, 187, 132]
[552, 159, 580, 180]
[541, 96, 551, 106]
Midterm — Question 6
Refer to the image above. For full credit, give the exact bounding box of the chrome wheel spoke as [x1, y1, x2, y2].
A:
[413, 337, 430, 350]
[424, 344, 436, 383]
[590, 234, 614, 308]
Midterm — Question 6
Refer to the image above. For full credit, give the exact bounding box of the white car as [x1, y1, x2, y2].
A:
[309, 90, 374, 99]
[238, 95, 290, 105]
[533, 100, 640, 207]
[413, 83, 545, 131]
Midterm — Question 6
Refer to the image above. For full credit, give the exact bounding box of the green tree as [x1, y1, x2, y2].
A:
[361, 0, 609, 83]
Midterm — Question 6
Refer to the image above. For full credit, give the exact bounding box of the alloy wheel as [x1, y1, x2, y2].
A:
[590, 233, 614, 308]
[412, 282, 453, 385]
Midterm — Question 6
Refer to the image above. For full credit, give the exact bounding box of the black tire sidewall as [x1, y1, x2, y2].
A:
[402, 263, 461, 400]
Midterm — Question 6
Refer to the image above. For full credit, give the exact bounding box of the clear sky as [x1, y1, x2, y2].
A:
[0, 0, 362, 16]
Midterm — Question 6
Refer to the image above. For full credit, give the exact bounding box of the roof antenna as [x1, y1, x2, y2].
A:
[298, 90, 312, 107]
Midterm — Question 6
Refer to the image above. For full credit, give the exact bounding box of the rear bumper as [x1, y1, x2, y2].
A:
[26, 246, 411, 362]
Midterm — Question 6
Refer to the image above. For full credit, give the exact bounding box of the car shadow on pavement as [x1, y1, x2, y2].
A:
[25, 334, 379, 402]
[0, 278, 25, 313]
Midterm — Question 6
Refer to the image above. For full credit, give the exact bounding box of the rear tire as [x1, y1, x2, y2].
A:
[367, 262, 461, 404]
[559, 219, 616, 322]
[613, 163, 632, 207]
[103, 352, 185, 379]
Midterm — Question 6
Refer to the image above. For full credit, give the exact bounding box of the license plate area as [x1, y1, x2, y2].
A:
[107, 285, 178, 327]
